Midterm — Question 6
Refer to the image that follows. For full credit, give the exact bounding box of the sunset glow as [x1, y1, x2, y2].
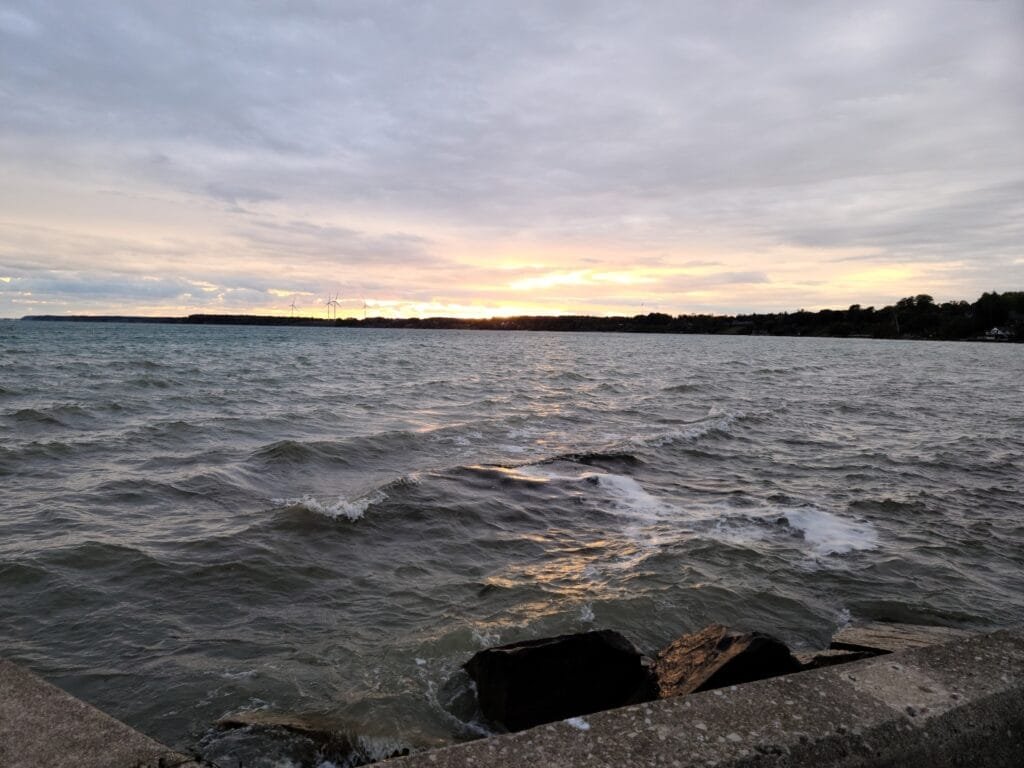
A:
[1, 2, 1021, 318]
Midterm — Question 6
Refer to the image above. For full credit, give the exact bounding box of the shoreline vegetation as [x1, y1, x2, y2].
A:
[20, 291, 1023, 342]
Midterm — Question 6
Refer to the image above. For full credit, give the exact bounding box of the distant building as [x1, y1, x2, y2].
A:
[985, 327, 1012, 340]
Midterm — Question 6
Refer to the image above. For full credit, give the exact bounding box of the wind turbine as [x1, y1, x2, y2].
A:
[290, 296, 298, 317]
[324, 292, 340, 319]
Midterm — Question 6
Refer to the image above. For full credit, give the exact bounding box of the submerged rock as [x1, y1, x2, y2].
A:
[464, 629, 655, 732]
[213, 711, 411, 767]
[653, 623, 801, 698]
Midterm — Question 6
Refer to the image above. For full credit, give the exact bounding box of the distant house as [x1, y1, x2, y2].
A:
[985, 327, 1012, 340]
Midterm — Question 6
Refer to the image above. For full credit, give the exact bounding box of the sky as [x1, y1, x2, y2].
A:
[1, 1, 1022, 319]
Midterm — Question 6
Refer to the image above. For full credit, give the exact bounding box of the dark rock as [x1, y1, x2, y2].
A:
[653, 624, 801, 698]
[464, 629, 655, 732]
[214, 711, 413, 767]
[215, 711, 358, 766]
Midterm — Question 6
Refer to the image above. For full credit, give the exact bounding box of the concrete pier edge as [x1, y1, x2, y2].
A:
[383, 628, 1024, 767]
[0, 659, 201, 768]
[2, 628, 1022, 767]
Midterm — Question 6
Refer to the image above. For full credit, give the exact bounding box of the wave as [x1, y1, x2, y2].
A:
[274, 490, 387, 521]
[779, 508, 879, 556]
[249, 431, 426, 470]
[632, 407, 747, 448]
[661, 382, 701, 393]
[250, 439, 353, 467]
[546, 450, 642, 467]
[0, 440, 76, 464]
[9, 407, 62, 426]
[696, 500, 881, 563]
[552, 371, 590, 383]
[37, 541, 174, 583]
[460, 460, 669, 522]
[125, 375, 175, 389]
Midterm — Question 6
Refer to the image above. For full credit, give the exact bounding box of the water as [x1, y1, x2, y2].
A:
[2, 321, 1022, 765]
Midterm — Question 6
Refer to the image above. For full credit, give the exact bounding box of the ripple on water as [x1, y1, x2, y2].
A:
[1, 325, 1022, 765]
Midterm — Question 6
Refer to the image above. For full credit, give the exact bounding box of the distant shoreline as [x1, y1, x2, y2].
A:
[18, 290, 1024, 343]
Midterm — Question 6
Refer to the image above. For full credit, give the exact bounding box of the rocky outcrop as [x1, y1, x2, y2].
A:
[463, 622, 966, 735]
[464, 629, 655, 732]
[653, 623, 801, 698]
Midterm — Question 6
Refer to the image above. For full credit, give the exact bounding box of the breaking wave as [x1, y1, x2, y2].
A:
[274, 490, 387, 521]
[781, 508, 879, 556]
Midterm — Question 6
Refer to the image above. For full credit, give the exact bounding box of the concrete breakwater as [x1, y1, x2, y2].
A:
[0, 659, 201, 768]
[385, 627, 1024, 768]
[2, 626, 1022, 767]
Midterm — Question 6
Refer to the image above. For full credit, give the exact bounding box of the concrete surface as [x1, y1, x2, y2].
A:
[3, 629, 1021, 767]
[830, 622, 975, 653]
[382, 629, 1024, 767]
[0, 660, 201, 768]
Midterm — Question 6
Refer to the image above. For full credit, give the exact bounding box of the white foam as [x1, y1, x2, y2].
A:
[507, 426, 542, 439]
[565, 716, 590, 731]
[592, 473, 669, 518]
[219, 669, 257, 680]
[836, 607, 853, 630]
[274, 490, 386, 521]
[508, 465, 670, 521]
[579, 603, 595, 623]
[471, 627, 499, 647]
[686, 500, 880, 566]
[782, 508, 878, 556]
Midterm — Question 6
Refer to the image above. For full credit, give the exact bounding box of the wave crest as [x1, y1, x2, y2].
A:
[274, 490, 387, 521]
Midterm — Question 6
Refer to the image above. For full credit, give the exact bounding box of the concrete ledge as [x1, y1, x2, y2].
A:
[0, 660, 200, 768]
[383, 629, 1024, 767]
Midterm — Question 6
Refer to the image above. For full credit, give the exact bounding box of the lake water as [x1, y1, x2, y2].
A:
[2, 321, 1022, 765]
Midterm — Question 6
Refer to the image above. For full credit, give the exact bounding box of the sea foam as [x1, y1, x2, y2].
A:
[275, 490, 386, 521]
[782, 508, 878, 556]
[511, 464, 670, 520]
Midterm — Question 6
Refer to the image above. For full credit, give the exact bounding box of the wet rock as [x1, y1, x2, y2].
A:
[653, 624, 801, 698]
[464, 629, 655, 732]
[214, 711, 411, 767]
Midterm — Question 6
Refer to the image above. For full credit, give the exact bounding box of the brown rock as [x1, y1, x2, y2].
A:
[653, 624, 801, 698]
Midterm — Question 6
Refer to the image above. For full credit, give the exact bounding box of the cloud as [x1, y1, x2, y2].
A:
[0, 0, 1021, 315]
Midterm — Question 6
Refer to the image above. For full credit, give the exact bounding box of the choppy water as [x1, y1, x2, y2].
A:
[2, 321, 1022, 765]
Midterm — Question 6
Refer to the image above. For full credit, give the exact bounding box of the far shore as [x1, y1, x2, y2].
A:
[17, 289, 1024, 343]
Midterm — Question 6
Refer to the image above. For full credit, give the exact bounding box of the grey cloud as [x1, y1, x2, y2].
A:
[1, 0, 1021, 311]
[1, 272, 203, 300]
[205, 182, 279, 206]
[235, 218, 443, 269]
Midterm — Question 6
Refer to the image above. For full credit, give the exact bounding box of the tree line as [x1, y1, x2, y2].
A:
[23, 291, 1023, 341]
[327, 291, 1023, 340]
